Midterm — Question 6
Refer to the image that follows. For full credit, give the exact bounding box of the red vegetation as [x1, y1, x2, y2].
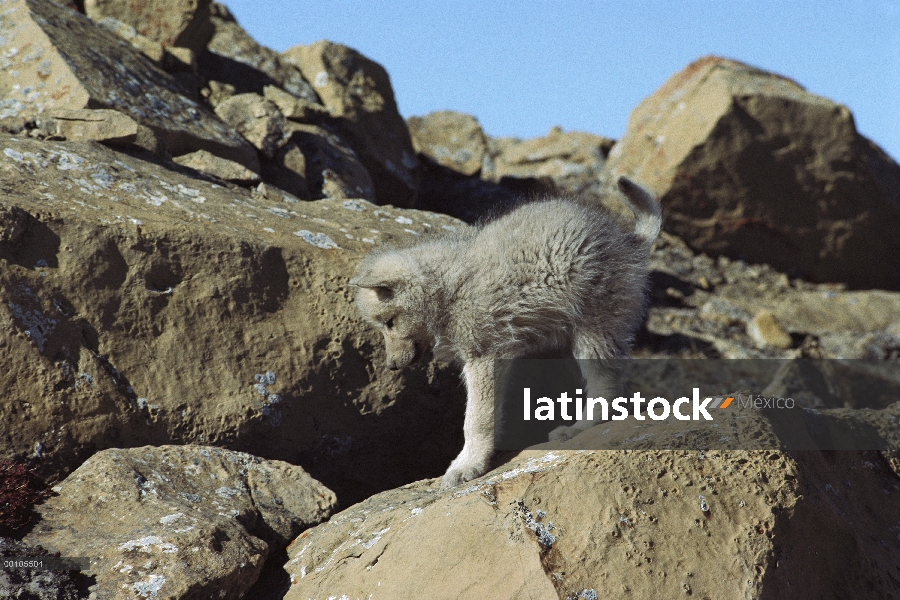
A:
[0, 460, 51, 535]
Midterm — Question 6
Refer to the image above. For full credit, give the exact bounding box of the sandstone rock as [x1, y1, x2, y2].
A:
[283, 41, 419, 207]
[491, 126, 615, 193]
[173, 148, 261, 184]
[747, 310, 792, 349]
[0, 133, 466, 507]
[26, 445, 336, 599]
[407, 110, 488, 177]
[264, 84, 330, 122]
[214, 92, 286, 158]
[35, 109, 139, 145]
[289, 123, 376, 201]
[285, 416, 900, 599]
[84, 0, 214, 54]
[0, 0, 259, 172]
[93, 16, 167, 65]
[199, 5, 319, 104]
[602, 56, 900, 290]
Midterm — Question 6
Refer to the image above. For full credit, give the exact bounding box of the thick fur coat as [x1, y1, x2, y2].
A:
[351, 177, 661, 487]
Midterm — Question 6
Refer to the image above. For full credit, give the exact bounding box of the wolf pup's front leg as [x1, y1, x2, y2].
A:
[441, 357, 495, 488]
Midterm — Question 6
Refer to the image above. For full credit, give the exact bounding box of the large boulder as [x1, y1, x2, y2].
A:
[0, 0, 259, 172]
[26, 445, 336, 599]
[0, 133, 467, 507]
[84, 0, 214, 54]
[283, 41, 420, 208]
[284, 407, 900, 599]
[603, 56, 900, 290]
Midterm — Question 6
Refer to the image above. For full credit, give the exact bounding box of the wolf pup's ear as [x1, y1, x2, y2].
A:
[349, 275, 395, 301]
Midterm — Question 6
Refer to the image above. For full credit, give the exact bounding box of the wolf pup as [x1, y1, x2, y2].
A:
[350, 177, 661, 488]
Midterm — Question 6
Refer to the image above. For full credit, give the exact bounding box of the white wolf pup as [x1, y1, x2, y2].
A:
[350, 177, 661, 488]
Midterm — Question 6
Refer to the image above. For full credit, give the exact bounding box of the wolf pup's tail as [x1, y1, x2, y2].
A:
[617, 176, 662, 244]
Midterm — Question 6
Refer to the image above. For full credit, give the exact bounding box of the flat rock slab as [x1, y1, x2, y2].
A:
[0, 133, 468, 508]
[0, 0, 259, 171]
[35, 109, 139, 145]
[173, 148, 261, 183]
[26, 445, 336, 599]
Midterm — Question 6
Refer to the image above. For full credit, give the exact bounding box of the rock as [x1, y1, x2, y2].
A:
[204, 79, 237, 108]
[199, 5, 319, 104]
[0, 0, 260, 172]
[284, 416, 900, 599]
[262, 141, 310, 199]
[283, 41, 419, 207]
[84, 0, 214, 54]
[93, 16, 167, 65]
[747, 310, 792, 349]
[0, 133, 467, 508]
[406, 113, 612, 221]
[35, 109, 139, 145]
[407, 110, 488, 177]
[26, 445, 336, 599]
[263, 84, 330, 122]
[173, 149, 261, 184]
[602, 56, 900, 290]
[289, 123, 376, 201]
[214, 93, 286, 158]
[641, 231, 900, 359]
[0, 537, 84, 599]
[0, 205, 29, 245]
[491, 126, 615, 194]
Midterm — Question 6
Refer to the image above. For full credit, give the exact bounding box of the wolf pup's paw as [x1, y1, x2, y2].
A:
[440, 463, 486, 489]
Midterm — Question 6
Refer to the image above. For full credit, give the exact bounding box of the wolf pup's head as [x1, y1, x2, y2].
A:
[349, 249, 432, 370]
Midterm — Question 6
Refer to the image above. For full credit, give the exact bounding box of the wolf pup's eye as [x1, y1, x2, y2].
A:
[384, 318, 394, 329]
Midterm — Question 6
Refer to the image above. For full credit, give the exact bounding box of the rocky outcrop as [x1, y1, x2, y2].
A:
[284, 415, 900, 599]
[0, 0, 259, 171]
[489, 126, 615, 194]
[408, 111, 615, 220]
[26, 445, 336, 599]
[0, 133, 467, 508]
[283, 41, 420, 207]
[602, 56, 900, 290]
[200, 3, 320, 104]
[2, 4, 900, 598]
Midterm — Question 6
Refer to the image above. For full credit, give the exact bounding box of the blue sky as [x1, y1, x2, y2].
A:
[224, 1, 899, 161]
